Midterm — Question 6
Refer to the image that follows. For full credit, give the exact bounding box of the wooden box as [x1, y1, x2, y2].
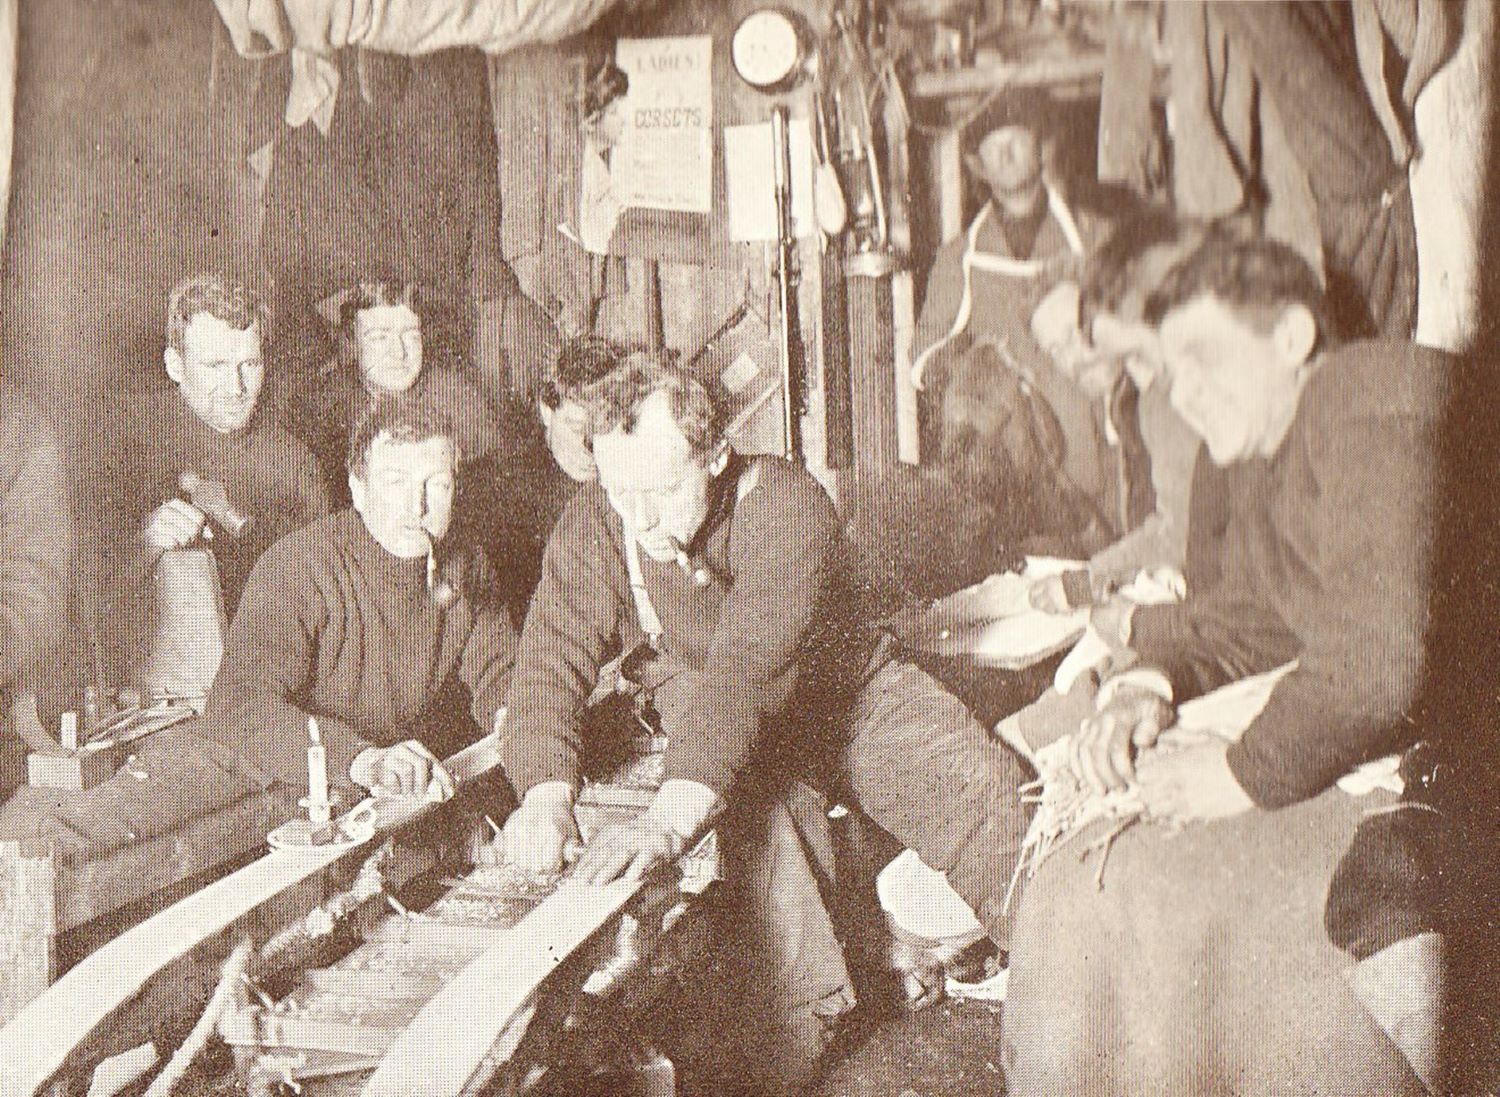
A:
[26, 743, 128, 791]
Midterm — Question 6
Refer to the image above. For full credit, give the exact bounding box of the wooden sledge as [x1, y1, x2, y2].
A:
[0, 728, 713, 1097]
[0, 732, 505, 1096]
[224, 780, 713, 1095]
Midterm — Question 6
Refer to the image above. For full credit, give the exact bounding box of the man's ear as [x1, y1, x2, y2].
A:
[537, 400, 553, 429]
[164, 346, 185, 385]
[1274, 304, 1318, 368]
[707, 444, 731, 477]
[348, 471, 367, 516]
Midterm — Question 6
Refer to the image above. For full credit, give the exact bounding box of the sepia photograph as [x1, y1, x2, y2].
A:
[0, 1, 1494, 1094]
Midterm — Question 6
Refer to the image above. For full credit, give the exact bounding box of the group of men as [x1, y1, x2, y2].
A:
[0, 96, 1464, 1097]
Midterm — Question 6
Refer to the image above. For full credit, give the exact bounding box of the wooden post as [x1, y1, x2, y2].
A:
[643, 260, 665, 351]
[932, 126, 965, 246]
[819, 247, 854, 469]
[0, 840, 56, 1025]
[845, 273, 898, 472]
[891, 270, 921, 465]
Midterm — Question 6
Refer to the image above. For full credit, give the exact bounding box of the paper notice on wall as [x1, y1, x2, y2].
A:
[723, 119, 816, 242]
[612, 36, 714, 213]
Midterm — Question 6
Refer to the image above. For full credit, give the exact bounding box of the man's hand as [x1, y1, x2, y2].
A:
[1028, 574, 1072, 614]
[573, 778, 716, 885]
[502, 782, 580, 876]
[573, 813, 682, 885]
[1136, 740, 1255, 822]
[1072, 685, 1175, 794]
[1090, 597, 1137, 651]
[349, 740, 455, 800]
[143, 498, 207, 554]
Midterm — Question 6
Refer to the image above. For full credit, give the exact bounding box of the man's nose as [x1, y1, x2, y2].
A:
[625, 493, 659, 532]
[397, 483, 426, 522]
[228, 364, 250, 398]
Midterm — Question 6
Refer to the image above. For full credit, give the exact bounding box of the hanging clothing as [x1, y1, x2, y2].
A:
[1172, 2, 1439, 338]
[210, 0, 642, 133]
[258, 51, 550, 402]
[1164, 1, 1326, 282]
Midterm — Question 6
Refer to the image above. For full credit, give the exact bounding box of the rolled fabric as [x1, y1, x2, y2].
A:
[138, 548, 227, 712]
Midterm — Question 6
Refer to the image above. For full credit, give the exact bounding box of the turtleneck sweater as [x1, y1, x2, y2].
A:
[203, 509, 516, 794]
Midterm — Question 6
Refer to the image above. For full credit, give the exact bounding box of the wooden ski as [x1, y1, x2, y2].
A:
[359, 874, 646, 1097]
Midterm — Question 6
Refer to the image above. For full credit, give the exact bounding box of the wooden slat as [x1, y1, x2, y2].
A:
[908, 54, 1109, 99]
[361, 917, 509, 956]
[0, 842, 55, 1025]
[303, 967, 448, 1002]
[220, 1009, 409, 1059]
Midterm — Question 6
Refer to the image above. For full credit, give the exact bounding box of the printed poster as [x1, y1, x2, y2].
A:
[613, 36, 714, 213]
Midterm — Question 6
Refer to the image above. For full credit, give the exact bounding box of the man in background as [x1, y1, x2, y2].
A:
[101, 273, 329, 703]
[912, 94, 1115, 542]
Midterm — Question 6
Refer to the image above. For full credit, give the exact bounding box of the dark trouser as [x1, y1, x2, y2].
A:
[709, 778, 858, 1095]
[840, 657, 1033, 949]
[628, 656, 1033, 1092]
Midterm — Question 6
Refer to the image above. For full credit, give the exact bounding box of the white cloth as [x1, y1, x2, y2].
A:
[876, 848, 985, 945]
[212, 0, 634, 133]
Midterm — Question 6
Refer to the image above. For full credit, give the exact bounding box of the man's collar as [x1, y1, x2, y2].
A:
[682, 451, 748, 556]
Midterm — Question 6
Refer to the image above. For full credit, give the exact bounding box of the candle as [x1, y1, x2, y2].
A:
[306, 716, 330, 825]
[59, 711, 79, 751]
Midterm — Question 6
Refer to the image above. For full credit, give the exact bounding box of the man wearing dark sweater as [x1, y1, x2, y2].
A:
[100, 274, 330, 695]
[1008, 237, 1448, 1095]
[292, 281, 563, 620]
[1073, 240, 1443, 812]
[499, 356, 1030, 1086]
[204, 397, 517, 800]
[0, 396, 514, 855]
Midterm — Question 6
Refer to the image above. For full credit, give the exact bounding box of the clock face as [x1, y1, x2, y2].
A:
[732, 10, 803, 89]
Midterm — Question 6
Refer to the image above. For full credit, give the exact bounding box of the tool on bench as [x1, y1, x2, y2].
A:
[16, 689, 196, 790]
[179, 470, 252, 539]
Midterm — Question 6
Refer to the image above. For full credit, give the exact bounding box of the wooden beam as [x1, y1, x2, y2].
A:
[931, 126, 964, 248]
[819, 247, 855, 470]
[909, 53, 1108, 99]
[53, 791, 291, 934]
[891, 271, 921, 466]
[0, 841, 55, 1026]
[846, 273, 899, 472]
